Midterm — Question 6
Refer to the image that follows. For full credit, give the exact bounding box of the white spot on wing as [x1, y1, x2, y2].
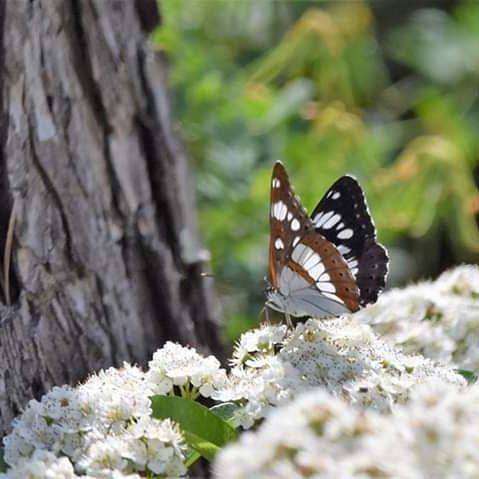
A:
[292, 236, 300, 247]
[338, 228, 353, 239]
[348, 258, 358, 269]
[322, 291, 344, 304]
[313, 211, 324, 224]
[337, 245, 351, 255]
[301, 249, 315, 266]
[291, 218, 300, 231]
[287, 211, 293, 221]
[292, 244, 313, 264]
[303, 253, 321, 271]
[308, 262, 325, 279]
[291, 244, 307, 262]
[315, 211, 334, 227]
[317, 272, 330, 282]
[319, 282, 336, 294]
[274, 238, 284, 250]
[332, 192, 340, 200]
[322, 214, 341, 229]
[272, 201, 288, 221]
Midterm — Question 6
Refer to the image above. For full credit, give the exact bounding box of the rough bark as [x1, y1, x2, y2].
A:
[0, 0, 223, 434]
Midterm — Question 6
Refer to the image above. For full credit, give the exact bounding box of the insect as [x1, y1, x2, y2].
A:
[266, 161, 388, 326]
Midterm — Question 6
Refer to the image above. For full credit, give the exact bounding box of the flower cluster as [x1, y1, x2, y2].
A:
[0, 450, 78, 479]
[0, 449, 142, 479]
[356, 265, 479, 371]
[2, 341, 226, 478]
[3, 364, 186, 477]
[217, 317, 465, 428]
[147, 341, 227, 398]
[214, 381, 479, 478]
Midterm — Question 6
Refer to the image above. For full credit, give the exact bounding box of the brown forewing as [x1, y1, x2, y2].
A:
[269, 162, 311, 288]
[268, 162, 360, 312]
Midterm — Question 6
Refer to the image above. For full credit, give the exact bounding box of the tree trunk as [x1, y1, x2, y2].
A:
[0, 0, 223, 435]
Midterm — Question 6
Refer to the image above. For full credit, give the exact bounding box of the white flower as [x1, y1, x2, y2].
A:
[146, 341, 227, 398]
[0, 449, 77, 479]
[1, 362, 189, 477]
[124, 417, 187, 476]
[3, 386, 84, 465]
[214, 382, 479, 479]
[357, 265, 479, 371]
[77, 438, 127, 476]
[91, 473, 142, 479]
[435, 265, 479, 297]
[217, 316, 465, 428]
[78, 363, 152, 434]
[231, 324, 288, 367]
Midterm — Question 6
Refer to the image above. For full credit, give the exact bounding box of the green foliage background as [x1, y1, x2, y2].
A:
[153, 0, 479, 341]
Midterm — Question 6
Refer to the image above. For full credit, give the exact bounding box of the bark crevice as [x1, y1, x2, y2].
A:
[0, 0, 15, 305]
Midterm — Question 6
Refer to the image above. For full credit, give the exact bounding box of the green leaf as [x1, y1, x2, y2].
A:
[182, 431, 221, 461]
[457, 369, 478, 384]
[184, 448, 201, 467]
[150, 396, 237, 461]
[0, 447, 8, 472]
[210, 402, 239, 426]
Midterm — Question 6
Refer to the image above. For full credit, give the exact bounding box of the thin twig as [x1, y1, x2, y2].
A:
[4, 202, 16, 306]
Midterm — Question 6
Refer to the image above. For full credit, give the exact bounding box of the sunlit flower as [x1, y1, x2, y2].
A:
[214, 381, 479, 478]
[357, 265, 479, 370]
[146, 341, 227, 398]
[124, 416, 186, 476]
[230, 324, 289, 367]
[0, 449, 77, 479]
[218, 317, 465, 427]
[3, 361, 187, 477]
[78, 438, 127, 476]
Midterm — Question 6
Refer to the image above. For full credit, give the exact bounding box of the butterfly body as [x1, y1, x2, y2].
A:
[266, 162, 388, 323]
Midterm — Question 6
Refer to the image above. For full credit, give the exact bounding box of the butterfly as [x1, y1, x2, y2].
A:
[266, 161, 388, 326]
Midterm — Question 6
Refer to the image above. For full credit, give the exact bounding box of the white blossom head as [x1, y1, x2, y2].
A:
[217, 317, 465, 428]
[214, 382, 479, 478]
[146, 341, 227, 399]
[356, 265, 479, 371]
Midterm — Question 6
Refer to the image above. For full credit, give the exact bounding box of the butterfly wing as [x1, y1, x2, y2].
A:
[311, 175, 388, 306]
[269, 161, 310, 289]
[269, 162, 360, 317]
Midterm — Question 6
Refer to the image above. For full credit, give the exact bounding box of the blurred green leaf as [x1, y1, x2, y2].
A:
[150, 395, 237, 461]
[210, 402, 240, 426]
[457, 369, 478, 384]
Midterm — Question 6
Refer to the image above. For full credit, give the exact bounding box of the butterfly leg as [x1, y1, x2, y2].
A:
[285, 311, 293, 329]
[259, 306, 271, 326]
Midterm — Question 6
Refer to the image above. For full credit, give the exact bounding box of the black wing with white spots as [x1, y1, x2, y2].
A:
[311, 175, 388, 306]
